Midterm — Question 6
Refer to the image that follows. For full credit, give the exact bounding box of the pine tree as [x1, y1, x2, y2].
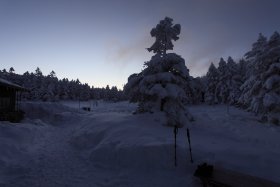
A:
[187, 77, 205, 104]
[35, 67, 43, 77]
[238, 59, 247, 82]
[239, 34, 266, 108]
[147, 17, 181, 56]
[244, 33, 267, 78]
[227, 57, 242, 104]
[205, 63, 219, 104]
[256, 32, 280, 123]
[215, 58, 229, 103]
[125, 17, 192, 127]
[9, 67, 15, 74]
[124, 73, 143, 102]
[48, 70, 56, 78]
[239, 32, 280, 124]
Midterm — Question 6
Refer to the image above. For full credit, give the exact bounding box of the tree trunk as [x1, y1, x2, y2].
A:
[160, 98, 166, 111]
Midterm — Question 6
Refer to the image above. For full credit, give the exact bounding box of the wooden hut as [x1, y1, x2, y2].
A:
[0, 78, 27, 122]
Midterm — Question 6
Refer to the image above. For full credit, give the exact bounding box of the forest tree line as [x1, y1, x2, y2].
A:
[0, 67, 126, 102]
[203, 32, 279, 124]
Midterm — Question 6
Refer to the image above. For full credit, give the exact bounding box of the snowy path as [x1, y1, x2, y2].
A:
[1, 102, 280, 186]
[6, 119, 92, 186]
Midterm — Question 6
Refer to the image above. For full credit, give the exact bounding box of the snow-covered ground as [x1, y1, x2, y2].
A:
[1, 101, 280, 187]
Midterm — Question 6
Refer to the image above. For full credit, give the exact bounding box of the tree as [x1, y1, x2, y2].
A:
[251, 32, 280, 123]
[238, 32, 280, 124]
[215, 58, 229, 103]
[125, 17, 192, 127]
[205, 63, 219, 104]
[244, 33, 267, 78]
[239, 34, 266, 109]
[48, 70, 56, 78]
[35, 67, 43, 77]
[238, 58, 247, 82]
[124, 73, 143, 102]
[187, 76, 205, 104]
[227, 57, 242, 104]
[9, 67, 15, 74]
[147, 17, 181, 56]
[0, 65, 124, 102]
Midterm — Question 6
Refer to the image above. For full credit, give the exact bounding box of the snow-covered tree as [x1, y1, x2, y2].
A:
[0, 66, 125, 102]
[48, 70, 56, 78]
[124, 73, 143, 102]
[2, 69, 7, 74]
[35, 67, 43, 77]
[215, 58, 230, 103]
[125, 17, 192, 127]
[205, 63, 219, 104]
[238, 32, 280, 124]
[187, 76, 205, 104]
[244, 33, 267, 78]
[262, 61, 280, 123]
[238, 58, 247, 82]
[238, 34, 267, 108]
[227, 57, 242, 104]
[252, 32, 280, 123]
[9, 67, 15, 74]
[147, 17, 181, 56]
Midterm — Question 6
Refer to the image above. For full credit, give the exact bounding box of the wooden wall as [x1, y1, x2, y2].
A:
[0, 86, 16, 112]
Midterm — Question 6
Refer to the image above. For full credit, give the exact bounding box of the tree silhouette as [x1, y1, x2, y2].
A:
[147, 17, 181, 57]
[125, 17, 192, 127]
[9, 67, 15, 74]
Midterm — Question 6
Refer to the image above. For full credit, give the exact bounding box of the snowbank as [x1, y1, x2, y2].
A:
[69, 112, 189, 170]
[21, 101, 81, 125]
[69, 103, 280, 184]
[1, 101, 280, 186]
[0, 121, 45, 185]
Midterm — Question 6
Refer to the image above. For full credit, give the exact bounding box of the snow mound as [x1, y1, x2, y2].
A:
[0, 122, 42, 160]
[0, 121, 45, 181]
[21, 102, 81, 125]
[69, 112, 190, 170]
[1, 102, 280, 186]
[60, 100, 137, 114]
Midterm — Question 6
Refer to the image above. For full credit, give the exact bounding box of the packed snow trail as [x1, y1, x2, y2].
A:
[1, 102, 193, 187]
[1, 101, 280, 187]
[5, 112, 96, 186]
[1, 103, 107, 187]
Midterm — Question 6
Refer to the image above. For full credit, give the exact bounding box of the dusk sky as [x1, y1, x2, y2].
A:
[1, 0, 280, 89]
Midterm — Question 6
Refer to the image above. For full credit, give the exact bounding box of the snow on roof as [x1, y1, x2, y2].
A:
[0, 78, 27, 91]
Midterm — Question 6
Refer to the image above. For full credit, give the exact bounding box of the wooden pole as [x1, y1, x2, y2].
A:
[187, 128, 194, 163]
[174, 126, 178, 167]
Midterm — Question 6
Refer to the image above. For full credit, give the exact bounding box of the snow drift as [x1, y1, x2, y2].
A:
[1, 101, 280, 186]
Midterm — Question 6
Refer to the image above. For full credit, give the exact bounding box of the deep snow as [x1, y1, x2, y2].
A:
[0, 101, 280, 187]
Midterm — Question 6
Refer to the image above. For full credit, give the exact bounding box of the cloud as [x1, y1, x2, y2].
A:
[104, 33, 153, 68]
[177, 21, 253, 77]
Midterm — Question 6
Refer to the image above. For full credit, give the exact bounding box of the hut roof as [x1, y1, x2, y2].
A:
[0, 78, 27, 91]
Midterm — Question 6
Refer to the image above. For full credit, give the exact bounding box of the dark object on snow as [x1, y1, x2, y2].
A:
[0, 78, 27, 122]
[174, 125, 178, 167]
[194, 163, 214, 178]
[186, 128, 194, 163]
[194, 163, 280, 187]
[82, 107, 91, 111]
